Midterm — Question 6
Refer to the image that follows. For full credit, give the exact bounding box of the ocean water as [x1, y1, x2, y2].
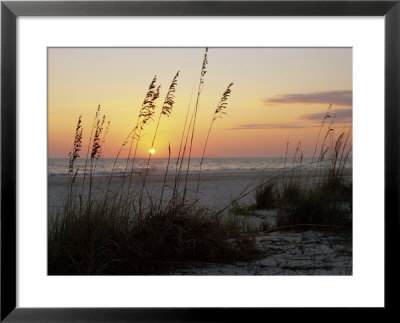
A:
[48, 157, 352, 177]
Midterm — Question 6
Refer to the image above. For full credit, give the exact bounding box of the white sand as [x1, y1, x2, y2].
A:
[48, 171, 279, 214]
[48, 169, 352, 212]
[175, 230, 352, 275]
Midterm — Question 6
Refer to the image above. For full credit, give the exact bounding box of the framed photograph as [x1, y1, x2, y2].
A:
[1, 0, 399, 320]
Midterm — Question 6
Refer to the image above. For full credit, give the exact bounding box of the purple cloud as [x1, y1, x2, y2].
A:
[302, 108, 352, 123]
[264, 90, 352, 107]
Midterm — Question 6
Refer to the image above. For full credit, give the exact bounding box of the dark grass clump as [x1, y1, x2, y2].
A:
[274, 120, 352, 228]
[276, 179, 352, 228]
[48, 198, 259, 275]
[254, 183, 276, 210]
[48, 197, 132, 275]
[228, 106, 352, 231]
[279, 182, 302, 206]
[228, 202, 255, 216]
[127, 201, 259, 274]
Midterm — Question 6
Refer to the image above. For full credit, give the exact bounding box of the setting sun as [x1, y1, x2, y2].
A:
[149, 148, 156, 155]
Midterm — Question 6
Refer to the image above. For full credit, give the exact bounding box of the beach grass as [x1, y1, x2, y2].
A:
[249, 110, 352, 229]
[48, 195, 259, 275]
[254, 183, 276, 210]
[48, 49, 260, 275]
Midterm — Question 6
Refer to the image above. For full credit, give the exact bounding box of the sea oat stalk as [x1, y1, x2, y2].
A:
[142, 71, 179, 185]
[183, 48, 208, 201]
[68, 115, 83, 175]
[195, 82, 233, 195]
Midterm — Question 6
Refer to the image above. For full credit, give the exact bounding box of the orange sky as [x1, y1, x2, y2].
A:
[48, 48, 352, 158]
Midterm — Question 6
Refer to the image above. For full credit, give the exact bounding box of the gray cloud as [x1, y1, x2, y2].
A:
[264, 90, 352, 107]
[229, 124, 312, 130]
[302, 108, 352, 123]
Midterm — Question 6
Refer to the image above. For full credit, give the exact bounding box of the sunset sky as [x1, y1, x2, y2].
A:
[48, 47, 352, 158]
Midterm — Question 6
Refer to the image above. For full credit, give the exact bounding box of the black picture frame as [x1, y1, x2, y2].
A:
[1, 1, 399, 321]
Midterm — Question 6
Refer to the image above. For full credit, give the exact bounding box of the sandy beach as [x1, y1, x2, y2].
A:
[49, 170, 275, 213]
[175, 230, 352, 275]
[48, 169, 352, 213]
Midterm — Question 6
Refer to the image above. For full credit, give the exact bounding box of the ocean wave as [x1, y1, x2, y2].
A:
[48, 166, 319, 177]
[48, 157, 352, 177]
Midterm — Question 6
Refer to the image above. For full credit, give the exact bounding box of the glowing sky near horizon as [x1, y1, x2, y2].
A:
[48, 47, 352, 158]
